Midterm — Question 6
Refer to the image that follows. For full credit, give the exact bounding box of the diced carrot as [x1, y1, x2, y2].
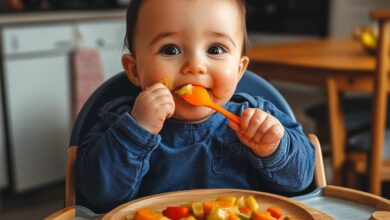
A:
[203, 201, 234, 215]
[239, 207, 252, 217]
[266, 206, 282, 219]
[135, 208, 164, 220]
[228, 214, 241, 220]
[253, 212, 276, 220]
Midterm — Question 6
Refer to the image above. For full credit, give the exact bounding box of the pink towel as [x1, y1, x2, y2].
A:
[72, 48, 104, 120]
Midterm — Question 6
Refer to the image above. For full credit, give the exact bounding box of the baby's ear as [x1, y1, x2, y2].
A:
[122, 54, 140, 86]
[238, 56, 250, 80]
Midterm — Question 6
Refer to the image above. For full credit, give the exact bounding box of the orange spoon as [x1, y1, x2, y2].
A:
[179, 85, 240, 124]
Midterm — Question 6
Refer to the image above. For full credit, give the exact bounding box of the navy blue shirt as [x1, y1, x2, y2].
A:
[74, 93, 315, 213]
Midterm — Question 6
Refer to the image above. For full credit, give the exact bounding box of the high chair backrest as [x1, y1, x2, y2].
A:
[65, 70, 324, 207]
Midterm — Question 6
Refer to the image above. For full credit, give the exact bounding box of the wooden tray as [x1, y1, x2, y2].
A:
[295, 185, 390, 220]
[102, 189, 333, 220]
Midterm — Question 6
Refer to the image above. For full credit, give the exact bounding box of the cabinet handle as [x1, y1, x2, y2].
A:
[97, 38, 105, 47]
[11, 36, 19, 51]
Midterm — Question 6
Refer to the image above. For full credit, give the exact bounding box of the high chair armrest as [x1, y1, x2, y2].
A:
[370, 9, 390, 20]
[44, 207, 75, 220]
[308, 134, 327, 188]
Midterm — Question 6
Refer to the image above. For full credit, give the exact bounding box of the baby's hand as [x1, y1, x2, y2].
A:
[228, 108, 284, 157]
[131, 83, 175, 134]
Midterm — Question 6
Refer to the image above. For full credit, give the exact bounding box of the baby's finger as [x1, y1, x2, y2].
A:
[228, 120, 240, 132]
[236, 132, 255, 147]
[245, 110, 267, 139]
[154, 93, 174, 104]
[164, 102, 175, 118]
[260, 124, 284, 144]
[240, 108, 256, 133]
[252, 115, 274, 142]
[145, 82, 164, 90]
[153, 85, 173, 96]
[145, 82, 170, 94]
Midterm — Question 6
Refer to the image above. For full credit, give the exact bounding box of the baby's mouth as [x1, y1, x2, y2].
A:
[174, 83, 211, 93]
[174, 84, 194, 96]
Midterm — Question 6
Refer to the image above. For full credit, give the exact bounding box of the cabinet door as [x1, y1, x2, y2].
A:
[3, 55, 71, 192]
[76, 20, 126, 79]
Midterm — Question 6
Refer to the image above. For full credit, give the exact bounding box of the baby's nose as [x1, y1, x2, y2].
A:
[181, 55, 206, 75]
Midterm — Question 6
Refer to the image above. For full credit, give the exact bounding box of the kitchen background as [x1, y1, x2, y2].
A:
[0, 0, 389, 219]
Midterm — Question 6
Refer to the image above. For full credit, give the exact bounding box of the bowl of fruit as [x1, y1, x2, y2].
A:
[101, 189, 332, 220]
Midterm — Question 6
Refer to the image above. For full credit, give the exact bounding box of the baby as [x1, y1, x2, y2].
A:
[75, 0, 315, 213]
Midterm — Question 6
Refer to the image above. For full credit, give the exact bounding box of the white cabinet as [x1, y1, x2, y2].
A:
[76, 20, 126, 79]
[0, 19, 124, 192]
[2, 24, 73, 192]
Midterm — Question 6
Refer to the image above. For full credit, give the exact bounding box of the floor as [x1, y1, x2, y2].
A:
[0, 182, 64, 220]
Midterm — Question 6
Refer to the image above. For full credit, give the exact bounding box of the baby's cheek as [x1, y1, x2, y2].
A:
[213, 79, 237, 99]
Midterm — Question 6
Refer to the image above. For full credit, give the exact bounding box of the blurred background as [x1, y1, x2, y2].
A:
[0, 0, 389, 219]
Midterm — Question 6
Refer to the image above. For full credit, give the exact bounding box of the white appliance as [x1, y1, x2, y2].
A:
[1, 24, 73, 192]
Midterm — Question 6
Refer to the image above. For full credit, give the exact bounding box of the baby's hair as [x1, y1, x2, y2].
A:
[123, 0, 248, 56]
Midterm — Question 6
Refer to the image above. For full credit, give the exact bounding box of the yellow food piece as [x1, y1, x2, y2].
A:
[236, 196, 245, 208]
[204, 201, 234, 215]
[217, 196, 237, 204]
[207, 206, 228, 220]
[246, 196, 259, 213]
[175, 84, 193, 96]
[181, 202, 193, 209]
[192, 202, 204, 218]
[160, 79, 173, 90]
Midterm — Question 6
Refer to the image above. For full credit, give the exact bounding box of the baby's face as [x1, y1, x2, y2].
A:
[127, 0, 249, 122]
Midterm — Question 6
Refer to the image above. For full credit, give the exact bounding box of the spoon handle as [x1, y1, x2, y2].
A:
[209, 103, 241, 124]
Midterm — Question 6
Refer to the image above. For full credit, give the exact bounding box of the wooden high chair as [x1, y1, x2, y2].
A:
[45, 71, 327, 220]
[344, 9, 390, 196]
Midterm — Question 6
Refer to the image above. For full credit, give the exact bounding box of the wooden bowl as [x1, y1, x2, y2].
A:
[102, 189, 333, 220]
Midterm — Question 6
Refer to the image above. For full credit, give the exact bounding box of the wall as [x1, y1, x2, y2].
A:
[330, 0, 390, 37]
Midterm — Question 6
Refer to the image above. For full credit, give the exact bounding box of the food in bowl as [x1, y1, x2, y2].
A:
[130, 195, 296, 220]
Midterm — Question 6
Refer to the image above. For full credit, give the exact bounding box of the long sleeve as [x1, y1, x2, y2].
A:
[74, 98, 160, 213]
[247, 127, 315, 193]
[231, 94, 315, 194]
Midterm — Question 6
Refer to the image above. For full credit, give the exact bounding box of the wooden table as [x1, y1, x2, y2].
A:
[248, 38, 389, 188]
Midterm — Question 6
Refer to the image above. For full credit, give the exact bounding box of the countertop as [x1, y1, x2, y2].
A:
[0, 9, 126, 26]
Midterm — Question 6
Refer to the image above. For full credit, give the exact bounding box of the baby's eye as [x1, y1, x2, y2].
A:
[207, 45, 226, 55]
[159, 45, 181, 56]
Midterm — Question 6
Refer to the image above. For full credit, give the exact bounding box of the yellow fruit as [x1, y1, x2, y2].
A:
[246, 196, 259, 213]
[160, 79, 173, 90]
[216, 196, 237, 204]
[236, 196, 245, 208]
[360, 30, 377, 50]
[192, 202, 204, 218]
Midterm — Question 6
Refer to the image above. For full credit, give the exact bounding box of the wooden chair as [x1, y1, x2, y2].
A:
[344, 9, 390, 195]
[45, 71, 327, 219]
